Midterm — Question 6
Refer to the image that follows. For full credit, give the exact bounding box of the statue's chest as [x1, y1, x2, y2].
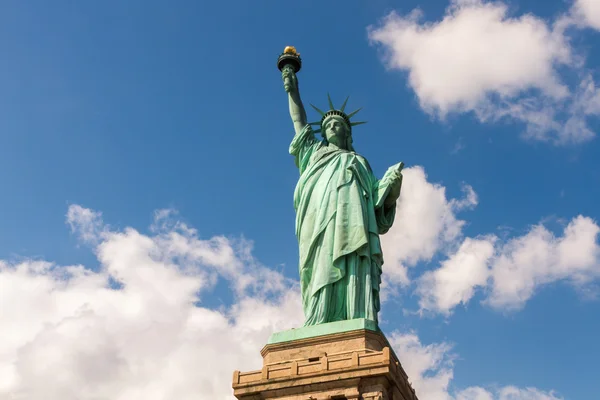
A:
[311, 146, 363, 167]
[308, 150, 370, 186]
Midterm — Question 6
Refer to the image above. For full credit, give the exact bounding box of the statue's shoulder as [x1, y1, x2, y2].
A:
[353, 152, 372, 170]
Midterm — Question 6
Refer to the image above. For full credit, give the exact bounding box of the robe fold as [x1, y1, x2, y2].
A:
[289, 125, 398, 326]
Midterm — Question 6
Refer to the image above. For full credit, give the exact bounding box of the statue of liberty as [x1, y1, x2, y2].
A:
[278, 47, 404, 327]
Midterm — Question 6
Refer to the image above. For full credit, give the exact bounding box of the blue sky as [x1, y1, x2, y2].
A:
[1, 1, 599, 399]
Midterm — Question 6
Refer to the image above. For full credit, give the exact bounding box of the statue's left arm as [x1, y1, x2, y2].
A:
[373, 162, 404, 233]
[382, 162, 404, 208]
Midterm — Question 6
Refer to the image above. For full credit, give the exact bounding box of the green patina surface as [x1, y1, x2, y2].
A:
[278, 48, 404, 330]
[267, 318, 379, 344]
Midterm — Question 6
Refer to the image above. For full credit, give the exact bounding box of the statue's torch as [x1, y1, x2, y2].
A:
[277, 46, 302, 87]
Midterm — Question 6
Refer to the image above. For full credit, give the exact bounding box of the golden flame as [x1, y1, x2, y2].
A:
[283, 46, 300, 56]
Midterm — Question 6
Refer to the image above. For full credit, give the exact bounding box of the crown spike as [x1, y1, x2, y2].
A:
[310, 104, 326, 116]
[347, 108, 362, 118]
[350, 121, 367, 126]
[313, 128, 322, 134]
[340, 96, 350, 112]
[327, 93, 335, 110]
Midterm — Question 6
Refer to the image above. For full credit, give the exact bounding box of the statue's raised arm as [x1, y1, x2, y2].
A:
[278, 47, 307, 136]
[282, 66, 307, 135]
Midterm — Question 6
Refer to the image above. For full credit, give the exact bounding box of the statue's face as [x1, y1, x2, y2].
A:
[324, 116, 349, 148]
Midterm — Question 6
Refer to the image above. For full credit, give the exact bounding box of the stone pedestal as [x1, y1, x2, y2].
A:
[232, 319, 419, 400]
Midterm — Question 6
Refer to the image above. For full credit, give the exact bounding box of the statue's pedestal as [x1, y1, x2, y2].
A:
[232, 319, 419, 400]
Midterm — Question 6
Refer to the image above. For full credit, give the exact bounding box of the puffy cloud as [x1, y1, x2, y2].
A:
[455, 386, 562, 400]
[369, 0, 570, 113]
[66, 204, 106, 245]
[381, 167, 477, 289]
[389, 332, 454, 399]
[390, 332, 561, 400]
[495, 386, 563, 400]
[0, 205, 567, 399]
[574, 0, 600, 30]
[380, 165, 600, 315]
[416, 215, 600, 315]
[456, 387, 495, 400]
[417, 237, 496, 315]
[0, 205, 304, 399]
[368, 0, 600, 144]
[488, 215, 600, 310]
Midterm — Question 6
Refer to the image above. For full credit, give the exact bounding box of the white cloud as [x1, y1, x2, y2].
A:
[416, 215, 600, 315]
[389, 332, 454, 399]
[0, 205, 304, 400]
[368, 0, 600, 144]
[369, 0, 570, 113]
[417, 237, 496, 315]
[456, 387, 495, 400]
[66, 204, 106, 245]
[455, 386, 562, 400]
[574, 0, 600, 30]
[0, 205, 569, 399]
[379, 165, 600, 315]
[488, 215, 600, 310]
[381, 167, 477, 289]
[390, 332, 561, 400]
[496, 386, 562, 400]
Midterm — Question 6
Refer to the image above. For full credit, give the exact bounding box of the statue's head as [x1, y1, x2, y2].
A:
[323, 115, 351, 149]
[309, 94, 366, 151]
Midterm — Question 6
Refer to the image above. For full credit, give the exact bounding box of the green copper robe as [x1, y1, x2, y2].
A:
[290, 125, 398, 326]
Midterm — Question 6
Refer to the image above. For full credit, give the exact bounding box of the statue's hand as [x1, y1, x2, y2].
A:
[282, 65, 298, 94]
[384, 162, 404, 207]
[390, 161, 404, 175]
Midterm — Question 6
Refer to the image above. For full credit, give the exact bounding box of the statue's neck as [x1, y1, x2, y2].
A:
[325, 142, 348, 152]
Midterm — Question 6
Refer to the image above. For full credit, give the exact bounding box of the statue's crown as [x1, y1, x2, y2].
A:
[309, 94, 366, 134]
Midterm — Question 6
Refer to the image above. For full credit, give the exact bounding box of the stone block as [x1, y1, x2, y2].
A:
[232, 321, 418, 400]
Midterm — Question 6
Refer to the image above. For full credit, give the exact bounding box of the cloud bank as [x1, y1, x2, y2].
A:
[0, 208, 303, 399]
[575, 0, 600, 30]
[379, 167, 600, 316]
[0, 200, 567, 399]
[380, 166, 478, 289]
[368, 0, 600, 144]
